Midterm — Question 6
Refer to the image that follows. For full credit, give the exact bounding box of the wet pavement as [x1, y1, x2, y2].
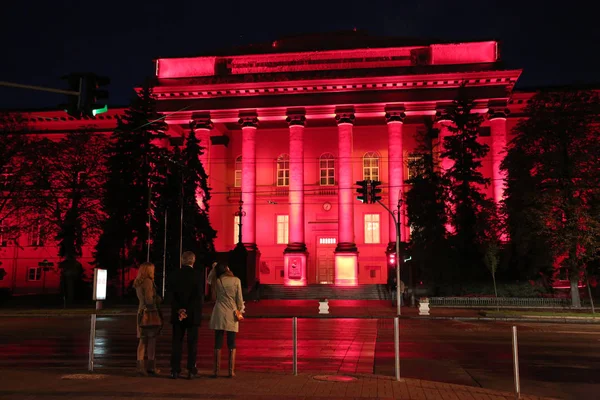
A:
[0, 314, 599, 399]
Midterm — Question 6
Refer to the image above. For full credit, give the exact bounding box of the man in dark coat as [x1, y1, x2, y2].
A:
[169, 251, 203, 379]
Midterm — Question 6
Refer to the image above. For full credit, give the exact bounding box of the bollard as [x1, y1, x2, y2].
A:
[88, 313, 97, 372]
[292, 317, 298, 376]
[394, 317, 400, 381]
[512, 326, 520, 399]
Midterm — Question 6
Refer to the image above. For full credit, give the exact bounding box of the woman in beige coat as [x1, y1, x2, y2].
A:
[134, 262, 163, 376]
[208, 262, 244, 378]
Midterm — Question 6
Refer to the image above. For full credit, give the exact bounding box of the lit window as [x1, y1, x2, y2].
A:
[234, 156, 242, 188]
[276, 215, 289, 244]
[28, 267, 42, 281]
[364, 214, 380, 244]
[407, 153, 424, 180]
[319, 153, 335, 186]
[319, 238, 337, 245]
[0, 220, 7, 247]
[276, 154, 290, 187]
[233, 215, 240, 245]
[76, 171, 87, 185]
[363, 152, 379, 181]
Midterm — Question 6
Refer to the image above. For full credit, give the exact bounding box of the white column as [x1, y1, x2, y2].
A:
[239, 115, 258, 249]
[489, 108, 508, 205]
[386, 110, 406, 243]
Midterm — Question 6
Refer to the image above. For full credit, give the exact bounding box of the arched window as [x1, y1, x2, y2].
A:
[276, 154, 290, 186]
[234, 156, 242, 187]
[319, 153, 335, 186]
[363, 152, 379, 181]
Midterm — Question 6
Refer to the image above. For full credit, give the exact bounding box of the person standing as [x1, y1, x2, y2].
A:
[209, 262, 244, 378]
[169, 251, 203, 379]
[134, 262, 163, 376]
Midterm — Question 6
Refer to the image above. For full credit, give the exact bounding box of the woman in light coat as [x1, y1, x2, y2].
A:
[208, 262, 244, 378]
[134, 262, 163, 376]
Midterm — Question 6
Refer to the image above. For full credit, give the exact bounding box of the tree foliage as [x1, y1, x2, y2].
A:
[405, 118, 449, 286]
[502, 89, 600, 307]
[442, 85, 497, 278]
[94, 84, 168, 285]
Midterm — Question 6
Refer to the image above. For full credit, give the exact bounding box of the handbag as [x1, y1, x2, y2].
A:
[219, 278, 244, 322]
[140, 306, 162, 328]
[139, 282, 162, 328]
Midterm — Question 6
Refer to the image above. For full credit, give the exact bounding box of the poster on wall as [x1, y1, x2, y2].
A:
[288, 257, 302, 280]
[93, 268, 107, 301]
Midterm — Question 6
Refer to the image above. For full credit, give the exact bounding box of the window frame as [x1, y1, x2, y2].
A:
[362, 152, 380, 181]
[364, 213, 381, 244]
[276, 214, 289, 244]
[233, 215, 240, 245]
[234, 156, 242, 188]
[28, 267, 42, 281]
[276, 154, 290, 187]
[319, 153, 335, 186]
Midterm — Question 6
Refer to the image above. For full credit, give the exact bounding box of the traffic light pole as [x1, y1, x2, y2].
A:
[377, 199, 402, 316]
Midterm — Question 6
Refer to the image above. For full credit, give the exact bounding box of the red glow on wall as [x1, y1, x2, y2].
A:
[430, 41, 497, 65]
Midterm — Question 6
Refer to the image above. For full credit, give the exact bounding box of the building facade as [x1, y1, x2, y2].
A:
[1, 36, 541, 294]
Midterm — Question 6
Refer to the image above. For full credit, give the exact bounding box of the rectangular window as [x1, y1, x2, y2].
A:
[28, 225, 43, 247]
[364, 214, 380, 244]
[0, 221, 6, 247]
[276, 215, 289, 244]
[234, 170, 242, 188]
[28, 267, 42, 281]
[233, 215, 240, 245]
[319, 156, 335, 186]
[407, 153, 424, 180]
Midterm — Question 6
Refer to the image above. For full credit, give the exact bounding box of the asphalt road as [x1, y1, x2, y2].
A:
[0, 316, 598, 399]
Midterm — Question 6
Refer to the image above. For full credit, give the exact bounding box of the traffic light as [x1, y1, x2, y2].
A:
[79, 74, 110, 117]
[370, 180, 382, 203]
[356, 180, 369, 203]
[387, 250, 396, 266]
[61, 73, 110, 118]
[61, 74, 83, 118]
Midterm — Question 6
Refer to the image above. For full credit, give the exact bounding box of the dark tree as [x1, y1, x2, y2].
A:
[0, 112, 30, 242]
[180, 123, 216, 265]
[442, 86, 496, 278]
[94, 84, 168, 296]
[502, 89, 600, 307]
[24, 132, 106, 304]
[405, 118, 450, 289]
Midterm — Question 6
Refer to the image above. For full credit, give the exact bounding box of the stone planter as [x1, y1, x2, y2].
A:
[318, 300, 330, 314]
[418, 300, 430, 316]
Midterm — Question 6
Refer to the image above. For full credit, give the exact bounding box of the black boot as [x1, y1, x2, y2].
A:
[228, 349, 236, 378]
[211, 349, 221, 378]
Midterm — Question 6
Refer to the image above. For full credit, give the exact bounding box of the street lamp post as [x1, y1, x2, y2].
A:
[235, 198, 246, 246]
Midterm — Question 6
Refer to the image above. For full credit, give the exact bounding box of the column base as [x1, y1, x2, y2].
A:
[284, 242, 307, 253]
[334, 251, 358, 286]
[334, 242, 358, 253]
[284, 252, 307, 286]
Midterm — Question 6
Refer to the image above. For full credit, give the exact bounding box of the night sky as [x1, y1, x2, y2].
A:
[1, 0, 598, 110]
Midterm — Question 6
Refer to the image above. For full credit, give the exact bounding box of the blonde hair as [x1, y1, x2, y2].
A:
[134, 262, 155, 287]
[181, 251, 196, 266]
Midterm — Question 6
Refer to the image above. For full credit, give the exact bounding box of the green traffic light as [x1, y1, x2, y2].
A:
[92, 105, 108, 116]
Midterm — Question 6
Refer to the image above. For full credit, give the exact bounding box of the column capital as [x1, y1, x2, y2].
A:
[190, 117, 213, 130]
[239, 115, 259, 128]
[385, 110, 406, 124]
[335, 111, 355, 125]
[488, 107, 510, 120]
[286, 113, 306, 127]
[435, 107, 452, 123]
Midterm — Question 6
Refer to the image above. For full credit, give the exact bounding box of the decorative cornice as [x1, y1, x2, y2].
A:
[286, 113, 306, 127]
[385, 109, 406, 123]
[238, 115, 259, 128]
[335, 111, 355, 125]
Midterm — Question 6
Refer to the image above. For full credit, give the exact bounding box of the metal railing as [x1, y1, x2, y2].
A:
[429, 297, 583, 308]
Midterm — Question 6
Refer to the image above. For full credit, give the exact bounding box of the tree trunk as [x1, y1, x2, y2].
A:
[492, 273, 499, 312]
[570, 275, 581, 308]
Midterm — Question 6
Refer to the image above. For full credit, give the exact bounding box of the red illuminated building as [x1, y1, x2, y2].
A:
[1, 35, 554, 294]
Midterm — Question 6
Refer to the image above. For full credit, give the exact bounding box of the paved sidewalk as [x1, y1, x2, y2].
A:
[0, 368, 554, 400]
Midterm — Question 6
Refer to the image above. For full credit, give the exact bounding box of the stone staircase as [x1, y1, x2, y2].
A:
[259, 284, 391, 300]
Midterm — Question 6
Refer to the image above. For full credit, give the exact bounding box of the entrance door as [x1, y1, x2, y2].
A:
[316, 237, 336, 284]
